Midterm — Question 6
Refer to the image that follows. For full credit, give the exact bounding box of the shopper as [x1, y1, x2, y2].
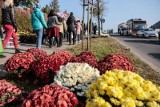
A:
[47, 10, 60, 48]
[31, 4, 48, 49]
[66, 12, 76, 45]
[76, 20, 82, 43]
[1, 0, 20, 54]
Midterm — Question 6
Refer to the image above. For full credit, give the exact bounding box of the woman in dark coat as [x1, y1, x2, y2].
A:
[67, 12, 76, 45]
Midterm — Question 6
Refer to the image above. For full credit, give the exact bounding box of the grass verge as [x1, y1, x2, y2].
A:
[67, 37, 160, 85]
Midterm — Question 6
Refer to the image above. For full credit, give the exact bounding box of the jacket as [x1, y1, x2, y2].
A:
[57, 20, 67, 33]
[47, 16, 60, 28]
[1, 6, 17, 29]
[31, 8, 48, 31]
[67, 15, 76, 31]
[76, 22, 82, 35]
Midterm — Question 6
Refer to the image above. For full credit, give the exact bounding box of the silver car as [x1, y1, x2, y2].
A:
[137, 28, 158, 38]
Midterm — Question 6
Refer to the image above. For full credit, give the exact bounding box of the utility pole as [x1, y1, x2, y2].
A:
[87, 0, 90, 50]
[97, 0, 101, 37]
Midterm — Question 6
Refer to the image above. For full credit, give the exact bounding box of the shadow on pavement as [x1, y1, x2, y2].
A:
[124, 40, 160, 45]
[148, 53, 160, 61]
[0, 64, 7, 77]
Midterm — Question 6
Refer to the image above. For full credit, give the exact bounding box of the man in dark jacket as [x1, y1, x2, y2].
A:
[67, 12, 76, 45]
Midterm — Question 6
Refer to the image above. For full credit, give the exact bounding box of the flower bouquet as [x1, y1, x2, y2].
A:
[98, 54, 134, 74]
[51, 50, 72, 65]
[31, 55, 63, 84]
[53, 63, 100, 97]
[0, 79, 22, 106]
[71, 51, 98, 68]
[86, 69, 160, 107]
[22, 85, 79, 107]
[26, 48, 48, 59]
[4, 52, 35, 76]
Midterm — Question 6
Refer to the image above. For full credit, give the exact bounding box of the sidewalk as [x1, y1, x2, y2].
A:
[0, 39, 75, 76]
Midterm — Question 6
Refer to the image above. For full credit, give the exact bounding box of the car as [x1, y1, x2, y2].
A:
[137, 28, 158, 38]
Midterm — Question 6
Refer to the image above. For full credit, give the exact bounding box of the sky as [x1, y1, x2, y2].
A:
[39, 0, 160, 32]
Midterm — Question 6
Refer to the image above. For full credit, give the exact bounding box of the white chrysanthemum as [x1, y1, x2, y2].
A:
[53, 63, 100, 96]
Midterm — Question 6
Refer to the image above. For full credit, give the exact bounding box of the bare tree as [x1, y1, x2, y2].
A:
[50, 0, 60, 13]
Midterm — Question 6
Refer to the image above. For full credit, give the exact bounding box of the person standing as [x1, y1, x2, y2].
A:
[76, 20, 82, 43]
[47, 10, 60, 48]
[93, 23, 97, 35]
[67, 12, 76, 45]
[31, 4, 48, 49]
[1, 0, 20, 54]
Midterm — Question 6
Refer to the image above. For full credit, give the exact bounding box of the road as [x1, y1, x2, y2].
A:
[111, 34, 160, 73]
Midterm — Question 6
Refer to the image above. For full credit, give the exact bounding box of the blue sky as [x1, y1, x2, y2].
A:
[40, 0, 160, 32]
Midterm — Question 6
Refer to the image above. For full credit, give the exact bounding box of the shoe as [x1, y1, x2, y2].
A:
[15, 49, 21, 54]
[0, 55, 6, 58]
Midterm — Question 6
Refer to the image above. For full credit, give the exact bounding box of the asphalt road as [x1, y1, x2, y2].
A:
[111, 34, 160, 73]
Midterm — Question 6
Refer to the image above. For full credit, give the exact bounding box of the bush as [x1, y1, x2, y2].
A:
[4, 52, 35, 77]
[22, 85, 79, 107]
[98, 54, 134, 74]
[0, 79, 22, 106]
[86, 69, 160, 107]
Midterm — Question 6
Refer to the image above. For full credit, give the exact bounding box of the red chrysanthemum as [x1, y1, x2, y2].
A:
[22, 85, 79, 107]
[31, 55, 63, 84]
[4, 52, 35, 76]
[26, 48, 48, 59]
[98, 54, 134, 74]
[0, 79, 22, 106]
[51, 50, 72, 65]
[70, 51, 98, 68]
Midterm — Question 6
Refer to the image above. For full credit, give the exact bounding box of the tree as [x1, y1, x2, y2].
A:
[42, 5, 50, 14]
[50, 0, 60, 13]
[13, 0, 39, 7]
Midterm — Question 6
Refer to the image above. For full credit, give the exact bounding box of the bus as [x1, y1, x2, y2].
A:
[127, 18, 147, 36]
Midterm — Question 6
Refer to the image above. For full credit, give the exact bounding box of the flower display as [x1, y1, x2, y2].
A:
[51, 50, 72, 65]
[26, 48, 48, 59]
[86, 69, 160, 107]
[31, 55, 63, 84]
[71, 51, 98, 68]
[53, 63, 100, 97]
[98, 54, 134, 74]
[4, 52, 35, 76]
[0, 79, 22, 106]
[22, 85, 79, 107]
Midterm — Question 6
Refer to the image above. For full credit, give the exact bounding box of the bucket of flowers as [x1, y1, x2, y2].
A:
[22, 85, 79, 107]
[4, 52, 35, 77]
[98, 54, 134, 74]
[86, 69, 160, 107]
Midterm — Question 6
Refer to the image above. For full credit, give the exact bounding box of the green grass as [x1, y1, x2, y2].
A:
[67, 37, 160, 85]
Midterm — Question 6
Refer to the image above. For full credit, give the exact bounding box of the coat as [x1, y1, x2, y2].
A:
[76, 22, 82, 35]
[1, 6, 17, 29]
[47, 16, 60, 28]
[67, 15, 76, 32]
[31, 8, 48, 31]
[57, 20, 67, 33]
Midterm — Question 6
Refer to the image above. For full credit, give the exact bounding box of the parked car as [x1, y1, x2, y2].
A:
[137, 28, 158, 38]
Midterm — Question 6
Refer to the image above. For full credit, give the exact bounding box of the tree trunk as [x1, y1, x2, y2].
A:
[97, 0, 101, 37]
